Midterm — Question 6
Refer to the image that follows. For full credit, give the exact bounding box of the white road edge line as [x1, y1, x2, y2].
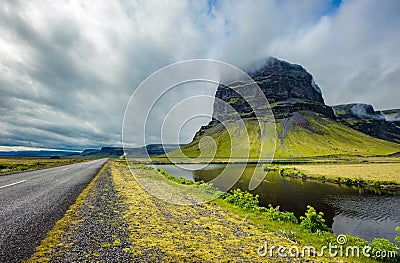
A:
[0, 180, 27, 189]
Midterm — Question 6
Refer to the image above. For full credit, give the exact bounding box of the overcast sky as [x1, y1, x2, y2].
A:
[0, 0, 399, 150]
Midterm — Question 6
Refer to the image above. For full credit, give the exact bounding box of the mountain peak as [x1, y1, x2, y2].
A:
[245, 57, 324, 103]
[213, 57, 335, 119]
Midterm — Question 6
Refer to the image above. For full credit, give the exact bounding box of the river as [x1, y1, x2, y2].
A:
[155, 163, 400, 242]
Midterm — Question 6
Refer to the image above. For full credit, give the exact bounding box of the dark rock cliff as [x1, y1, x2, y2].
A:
[192, 57, 399, 145]
[381, 109, 400, 122]
[333, 104, 400, 143]
[212, 57, 336, 120]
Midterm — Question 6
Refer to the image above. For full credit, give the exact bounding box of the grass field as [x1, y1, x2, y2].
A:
[0, 157, 89, 175]
[279, 162, 400, 184]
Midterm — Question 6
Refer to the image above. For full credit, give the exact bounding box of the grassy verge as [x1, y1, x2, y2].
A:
[115, 161, 331, 262]
[213, 198, 399, 262]
[145, 162, 399, 262]
[277, 162, 400, 189]
[0, 157, 91, 175]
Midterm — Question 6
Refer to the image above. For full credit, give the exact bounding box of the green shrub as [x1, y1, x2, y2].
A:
[262, 164, 270, 171]
[340, 235, 368, 248]
[354, 177, 365, 185]
[342, 178, 353, 185]
[222, 190, 298, 223]
[300, 205, 330, 233]
[197, 182, 218, 195]
[113, 239, 122, 247]
[260, 207, 298, 223]
[275, 229, 297, 242]
[370, 238, 398, 261]
[395, 227, 400, 243]
[130, 163, 154, 170]
[224, 189, 259, 210]
[371, 180, 381, 187]
[156, 168, 195, 185]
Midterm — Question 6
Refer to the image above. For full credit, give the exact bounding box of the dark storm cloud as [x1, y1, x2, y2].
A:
[0, 0, 399, 150]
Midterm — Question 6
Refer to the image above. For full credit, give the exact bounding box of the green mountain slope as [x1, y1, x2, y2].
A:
[167, 58, 400, 160]
[167, 112, 400, 159]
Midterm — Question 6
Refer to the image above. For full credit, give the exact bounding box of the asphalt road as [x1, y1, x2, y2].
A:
[0, 158, 108, 262]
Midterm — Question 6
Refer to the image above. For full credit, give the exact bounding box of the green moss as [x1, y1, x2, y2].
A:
[102, 242, 111, 249]
[113, 239, 122, 247]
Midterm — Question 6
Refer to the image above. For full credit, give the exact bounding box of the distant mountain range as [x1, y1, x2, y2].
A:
[0, 144, 183, 158]
[0, 150, 79, 157]
[78, 144, 183, 158]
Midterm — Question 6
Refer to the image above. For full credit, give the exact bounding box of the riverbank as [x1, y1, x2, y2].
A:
[276, 162, 400, 190]
[151, 163, 399, 262]
[126, 156, 400, 165]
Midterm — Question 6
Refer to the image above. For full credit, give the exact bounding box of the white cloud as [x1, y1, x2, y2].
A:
[0, 0, 399, 149]
[270, 0, 400, 109]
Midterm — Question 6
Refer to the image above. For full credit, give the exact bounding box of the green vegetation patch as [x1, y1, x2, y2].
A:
[278, 163, 400, 187]
[0, 158, 89, 175]
[167, 113, 400, 160]
[155, 161, 399, 262]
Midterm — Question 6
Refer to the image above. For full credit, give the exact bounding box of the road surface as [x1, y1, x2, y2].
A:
[0, 158, 108, 262]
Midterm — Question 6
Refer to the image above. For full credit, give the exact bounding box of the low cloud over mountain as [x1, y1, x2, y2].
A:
[1, 0, 399, 149]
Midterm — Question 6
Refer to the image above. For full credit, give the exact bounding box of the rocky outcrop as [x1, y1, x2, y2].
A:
[333, 103, 385, 120]
[212, 57, 335, 120]
[381, 109, 400, 122]
[333, 104, 400, 144]
[248, 57, 324, 103]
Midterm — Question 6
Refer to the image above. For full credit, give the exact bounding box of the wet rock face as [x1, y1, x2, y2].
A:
[212, 57, 335, 120]
[248, 57, 324, 104]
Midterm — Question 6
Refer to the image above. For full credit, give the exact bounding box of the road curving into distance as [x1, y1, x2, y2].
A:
[0, 158, 108, 263]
